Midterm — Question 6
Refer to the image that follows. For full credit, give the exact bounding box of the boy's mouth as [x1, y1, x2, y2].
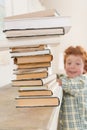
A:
[68, 71, 77, 74]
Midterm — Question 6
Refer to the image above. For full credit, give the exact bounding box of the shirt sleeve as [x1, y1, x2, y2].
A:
[60, 75, 87, 96]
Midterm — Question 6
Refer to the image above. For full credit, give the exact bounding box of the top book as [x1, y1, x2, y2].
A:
[3, 16, 71, 31]
[4, 9, 59, 20]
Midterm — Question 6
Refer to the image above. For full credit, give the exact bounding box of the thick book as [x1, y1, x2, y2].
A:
[15, 82, 60, 107]
[15, 71, 48, 80]
[0, 36, 60, 48]
[16, 96, 59, 107]
[10, 44, 46, 52]
[10, 49, 51, 57]
[14, 54, 53, 64]
[3, 16, 71, 34]
[4, 27, 65, 38]
[15, 62, 51, 69]
[18, 89, 53, 97]
[12, 73, 57, 87]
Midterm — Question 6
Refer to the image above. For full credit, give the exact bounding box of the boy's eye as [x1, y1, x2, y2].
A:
[76, 63, 80, 65]
[67, 62, 71, 65]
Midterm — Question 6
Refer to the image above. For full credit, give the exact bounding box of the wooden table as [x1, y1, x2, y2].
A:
[0, 84, 62, 130]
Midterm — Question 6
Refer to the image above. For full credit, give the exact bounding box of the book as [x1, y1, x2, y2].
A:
[15, 62, 51, 69]
[15, 82, 60, 107]
[18, 89, 53, 97]
[4, 27, 65, 38]
[3, 16, 71, 33]
[13, 67, 48, 74]
[4, 9, 59, 20]
[12, 73, 57, 87]
[14, 54, 53, 64]
[0, 36, 60, 48]
[19, 85, 49, 90]
[15, 71, 48, 80]
[18, 79, 57, 90]
[10, 49, 51, 57]
[16, 96, 59, 107]
[10, 44, 46, 52]
[12, 79, 43, 87]
[18, 84, 54, 90]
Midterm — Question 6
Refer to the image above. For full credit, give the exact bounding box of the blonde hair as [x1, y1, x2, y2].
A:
[64, 46, 87, 73]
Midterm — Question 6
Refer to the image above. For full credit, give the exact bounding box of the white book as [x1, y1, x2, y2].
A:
[13, 67, 48, 74]
[0, 36, 61, 49]
[4, 27, 65, 38]
[19, 79, 57, 91]
[42, 73, 57, 84]
[10, 49, 50, 57]
[3, 16, 71, 31]
[19, 86, 49, 90]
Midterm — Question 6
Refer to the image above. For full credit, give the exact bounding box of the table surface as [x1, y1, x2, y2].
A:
[0, 84, 62, 130]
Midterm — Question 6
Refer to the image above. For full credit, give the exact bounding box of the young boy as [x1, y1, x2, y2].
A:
[58, 46, 87, 130]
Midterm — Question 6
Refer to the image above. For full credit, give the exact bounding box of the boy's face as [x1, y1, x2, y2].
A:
[65, 55, 84, 78]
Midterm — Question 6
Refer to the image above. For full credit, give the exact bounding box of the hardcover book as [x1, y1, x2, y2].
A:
[18, 79, 57, 90]
[15, 62, 51, 69]
[15, 71, 48, 80]
[0, 36, 60, 48]
[3, 16, 71, 33]
[13, 67, 48, 74]
[10, 44, 46, 52]
[11, 49, 51, 57]
[4, 27, 65, 38]
[16, 96, 59, 107]
[18, 89, 53, 97]
[19, 85, 50, 90]
[14, 54, 53, 64]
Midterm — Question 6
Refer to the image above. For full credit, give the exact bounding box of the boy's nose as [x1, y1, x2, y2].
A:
[70, 64, 75, 68]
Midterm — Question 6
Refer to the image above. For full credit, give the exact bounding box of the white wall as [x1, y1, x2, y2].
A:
[5, 0, 45, 16]
[0, 50, 13, 87]
[56, 0, 87, 50]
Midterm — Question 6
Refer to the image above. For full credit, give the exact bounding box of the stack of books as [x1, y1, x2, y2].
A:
[3, 9, 71, 107]
[11, 45, 52, 80]
[10, 44, 60, 107]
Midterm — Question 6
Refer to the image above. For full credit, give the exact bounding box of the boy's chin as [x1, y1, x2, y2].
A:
[68, 74, 81, 78]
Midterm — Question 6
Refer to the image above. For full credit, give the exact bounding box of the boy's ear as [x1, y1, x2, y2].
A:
[83, 69, 86, 74]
